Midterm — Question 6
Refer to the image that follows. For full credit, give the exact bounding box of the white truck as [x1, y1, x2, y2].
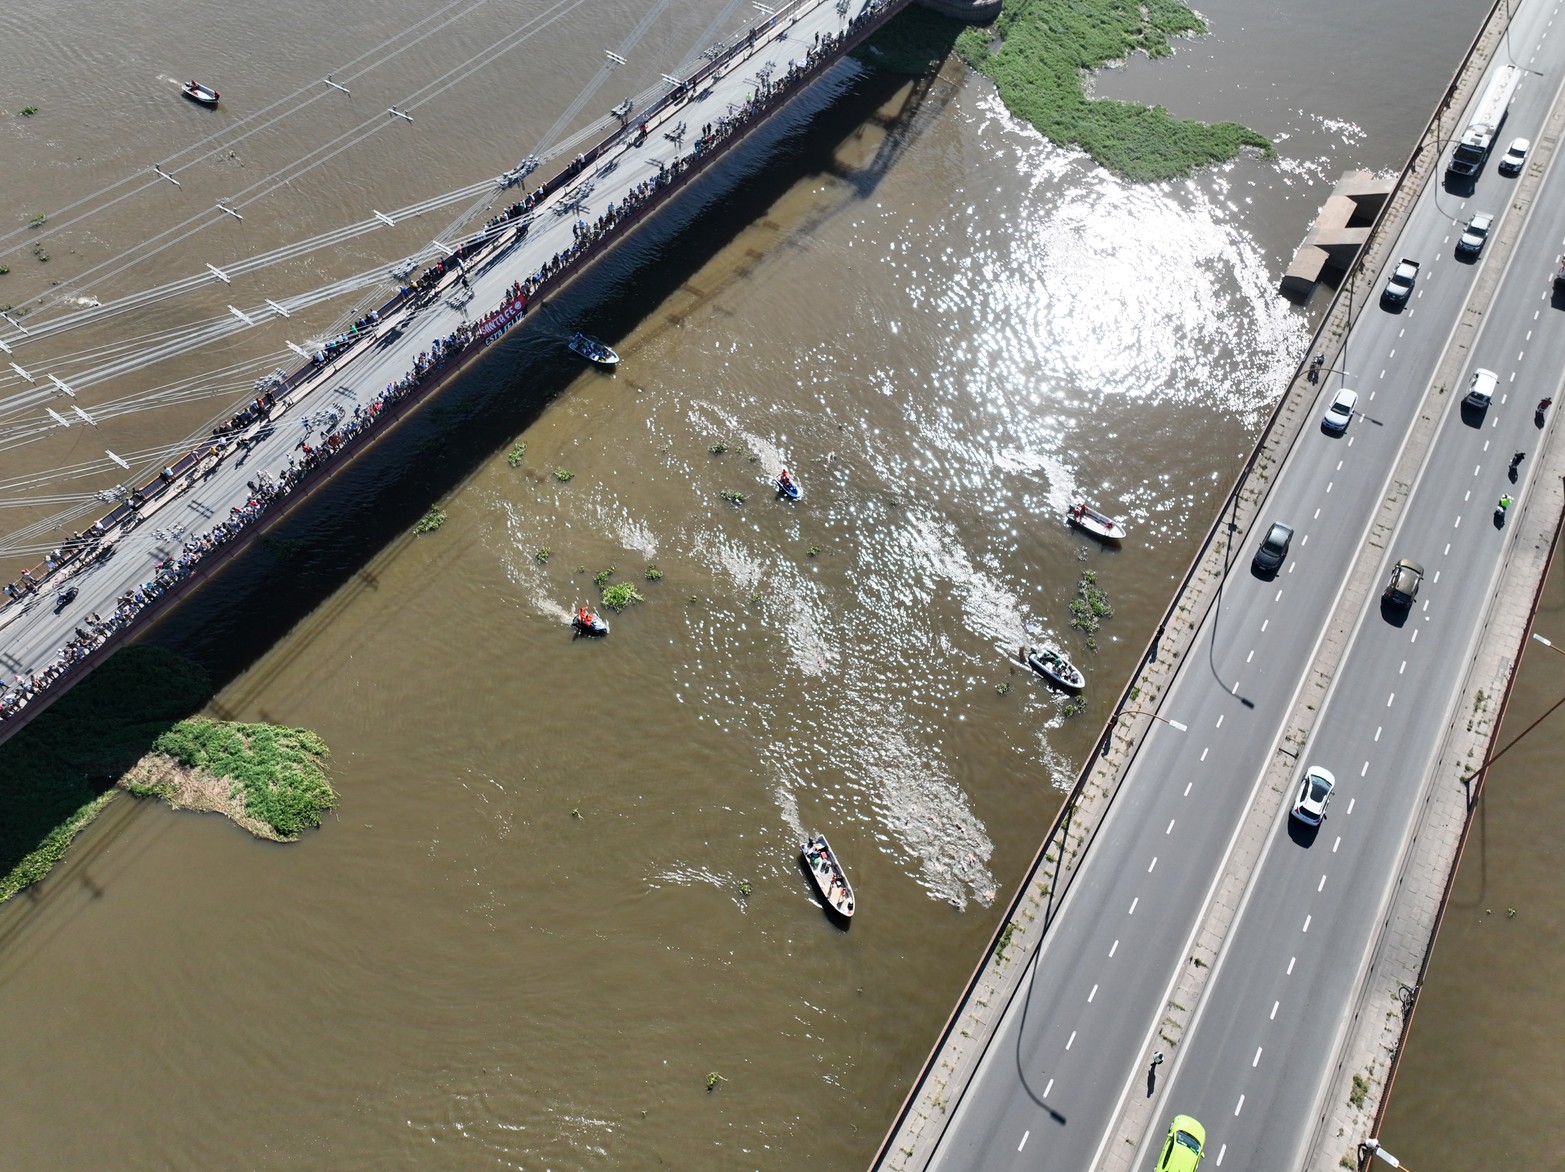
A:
[1382, 258, 1420, 305]
[1449, 64, 1522, 179]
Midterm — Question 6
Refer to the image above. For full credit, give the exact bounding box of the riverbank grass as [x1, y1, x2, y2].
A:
[956, 0, 1272, 181]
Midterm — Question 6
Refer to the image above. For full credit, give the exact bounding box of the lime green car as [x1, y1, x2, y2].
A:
[1155, 1114, 1205, 1171]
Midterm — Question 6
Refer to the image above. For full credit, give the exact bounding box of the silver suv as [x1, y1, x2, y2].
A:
[1463, 368, 1498, 410]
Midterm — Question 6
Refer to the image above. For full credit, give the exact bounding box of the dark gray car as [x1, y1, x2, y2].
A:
[1253, 521, 1294, 574]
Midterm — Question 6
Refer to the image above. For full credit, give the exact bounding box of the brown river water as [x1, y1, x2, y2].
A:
[2, 0, 1553, 1167]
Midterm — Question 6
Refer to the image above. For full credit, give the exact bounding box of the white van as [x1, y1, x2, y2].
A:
[1464, 368, 1498, 410]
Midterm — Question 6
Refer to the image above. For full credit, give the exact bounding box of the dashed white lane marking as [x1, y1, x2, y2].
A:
[1314, 507, 1321, 520]
[1217, 1143, 1228, 1165]
[1375, 726, 1382, 741]
[1066, 1030, 1077, 1050]
[1398, 327, 1405, 337]
[1318, 874, 1328, 892]
[1270, 1000, 1279, 1020]
[1253, 1046, 1263, 1067]
[1166, 819, 1176, 835]
[1235, 1094, 1246, 1116]
[1444, 542, 1451, 556]
[1128, 897, 1139, 915]
[1411, 628, 1419, 644]
[1246, 649, 1254, 663]
[1337, 459, 1344, 471]
[1455, 515, 1462, 529]
[1387, 692, 1395, 707]
[1043, 1078, 1054, 1098]
[1432, 570, 1440, 584]
[1288, 956, 1296, 975]
[1276, 589, 1283, 602]
[1184, 781, 1193, 796]
[1261, 619, 1269, 632]
[1148, 857, 1158, 873]
[1362, 761, 1370, 777]
[1347, 798, 1357, 815]
[1519, 350, 1526, 362]
[1088, 984, 1098, 1003]
[1528, 330, 1533, 341]
[1465, 490, 1472, 502]
[1400, 661, 1406, 674]
[1110, 939, 1119, 958]
[1326, 481, 1334, 493]
[1474, 464, 1481, 476]
[1019, 1131, 1029, 1152]
[1333, 836, 1341, 853]
[1379, 369, 1386, 380]
[1216, 714, 1225, 729]
[1199, 745, 1209, 761]
[1389, 348, 1397, 358]
[1303, 914, 1312, 933]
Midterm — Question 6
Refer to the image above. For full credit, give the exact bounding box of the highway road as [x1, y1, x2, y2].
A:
[926, 2, 1565, 1168]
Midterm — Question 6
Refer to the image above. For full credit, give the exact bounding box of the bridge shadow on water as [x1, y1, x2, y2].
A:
[144, 33, 965, 710]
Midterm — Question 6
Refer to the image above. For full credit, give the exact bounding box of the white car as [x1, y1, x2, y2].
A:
[1456, 212, 1493, 256]
[1499, 137, 1530, 175]
[1292, 766, 1336, 825]
[1323, 387, 1358, 433]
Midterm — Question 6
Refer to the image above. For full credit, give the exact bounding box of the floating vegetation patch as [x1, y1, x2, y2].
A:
[128, 718, 335, 840]
[644, 565, 663, 581]
[534, 547, 551, 563]
[555, 468, 574, 482]
[20, 105, 39, 116]
[955, 0, 1272, 181]
[1062, 695, 1088, 718]
[27, 213, 45, 228]
[506, 441, 526, 468]
[721, 490, 746, 504]
[413, 505, 447, 534]
[594, 566, 616, 586]
[708, 441, 728, 455]
[599, 582, 644, 611]
[1068, 569, 1114, 640]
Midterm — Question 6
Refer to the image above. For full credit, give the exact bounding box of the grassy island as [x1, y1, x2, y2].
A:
[954, 0, 1272, 181]
[0, 646, 335, 904]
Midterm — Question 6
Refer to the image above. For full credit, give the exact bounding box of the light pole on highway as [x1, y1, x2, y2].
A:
[1100, 707, 1187, 755]
[1359, 1138, 1411, 1168]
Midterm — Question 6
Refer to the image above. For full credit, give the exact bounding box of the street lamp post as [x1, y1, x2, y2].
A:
[1102, 708, 1189, 754]
[1457, 631, 1565, 799]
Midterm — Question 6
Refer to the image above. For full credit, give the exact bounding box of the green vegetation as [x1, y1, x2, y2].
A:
[738, 879, 752, 897]
[506, 441, 526, 468]
[708, 441, 728, 455]
[994, 919, 1019, 964]
[721, 490, 746, 504]
[594, 566, 616, 586]
[1349, 1072, 1370, 1109]
[27, 213, 45, 228]
[20, 105, 39, 116]
[954, 0, 1272, 181]
[1062, 695, 1087, 718]
[644, 565, 663, 581]
[600, 582, 644, 611]
[534, 547, 551, 563]
[132, 718, 335, 840]
[807, 545, 822, 557]
[413, 505, 447, 534]
[0, 265, 9, 275]
[555, 468, 574, 482]
[32, 242, 48, 263]
[1069, 569, 1114, 639]
[706, 1071, 726, 1091]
